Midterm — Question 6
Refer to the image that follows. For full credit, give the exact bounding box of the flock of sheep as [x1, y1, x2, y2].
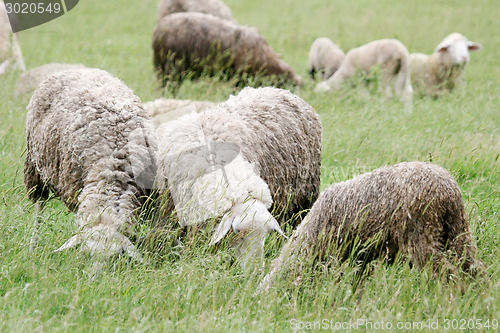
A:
[1, 0, 486, 291]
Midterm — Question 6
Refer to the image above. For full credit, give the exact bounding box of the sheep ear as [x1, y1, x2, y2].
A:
[468, 42, 482, 51]
[54, 235, 82, 252]
[209, 212, 234, 246]
[268, 217, 287, 239]
[436, 43, 450, 53]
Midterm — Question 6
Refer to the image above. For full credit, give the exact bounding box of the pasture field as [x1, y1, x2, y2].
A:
[0, 0, 499, 331]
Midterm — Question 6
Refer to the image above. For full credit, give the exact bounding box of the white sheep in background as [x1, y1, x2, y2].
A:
[25, 68, 158, 261]
[409, 32, 482, 98]
[143, 98, 216, 127]
[157, 0, 237, 23]
[315, 39, 413, 105]
[308, 37, 345, 80]
[156, 87, 322, 267]
[15, 63, 87, 96]
[0, 1, 25, 74]
[258, 162, 483, 293]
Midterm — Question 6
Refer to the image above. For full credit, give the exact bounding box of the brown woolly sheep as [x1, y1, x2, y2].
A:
[152, 12, 302, 91]
[25, 68, 158, 261]
[258, 162, 483, 293]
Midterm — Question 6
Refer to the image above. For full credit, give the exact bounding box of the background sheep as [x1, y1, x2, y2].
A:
[315, 39, 413, 105]
[308, 37, 345, 80]
[152, 12, 302, 92]
[143, 98, 216, 127]
[15, 63, 87, 96]
[157, 0, 237, 23]
[258, 162, 482, 292]
[25, 68, 158, 261]
[0, 1, 25, 74]
[156, 87, 322, 266]
[409, 32, 482, 98]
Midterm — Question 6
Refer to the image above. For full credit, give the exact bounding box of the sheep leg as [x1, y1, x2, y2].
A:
[407, 223, 459, 278]
[29, 201, 44, 254]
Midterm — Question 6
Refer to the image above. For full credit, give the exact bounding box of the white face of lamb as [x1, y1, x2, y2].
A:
[446, 41, 471, 65]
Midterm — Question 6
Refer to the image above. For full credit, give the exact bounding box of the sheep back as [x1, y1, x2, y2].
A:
[286, 162, 478, 272]
[158, 87, 322, 223]
[25, 68, 158, 217]
[308, 37, 345, 80]
[157, 0, 236, 23]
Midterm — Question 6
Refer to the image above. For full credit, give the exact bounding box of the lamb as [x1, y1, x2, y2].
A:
[315, 39, 413, 104]
[15, 63, 87, 96]
[308, 37, 345, 80]
[143, 98, 216, 127]
[258, 162, 482, 292]
[0, 1, 25, 74]
[25, 68, 158, 261]
[156, 87, 322, 267]
[409, 32, 482, 98]
[153, 12, 302, 92]
[157, 0, 237, 23]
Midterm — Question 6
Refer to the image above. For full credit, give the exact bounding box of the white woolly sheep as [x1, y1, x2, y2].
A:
[156, 87, 322, 267]
[143, 98, 216, 127]
[258, 162, 482, 292]
[315, 39, 413, 104]
[153, 12, 302, 91]
[157, 0, 237, 23]
[409, 32, 482, 97]
[308, 37, 345, 80]
[25, 68, 158, 261]
[0, 1, 25, 74]
[15, 63, 87, 96]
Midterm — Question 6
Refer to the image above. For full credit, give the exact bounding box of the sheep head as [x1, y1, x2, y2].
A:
[209, 198, 285, 268]
[54, 214, 143, 262]
[436, 32, 482, 66]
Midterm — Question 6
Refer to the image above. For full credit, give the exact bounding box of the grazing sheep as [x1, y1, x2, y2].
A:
[258, 162, 482, 292]
[25, 68, 158, 261]
[315, 39, 413, 104]
[409, 32, 482, 97]
[156, 87, 322, 267]
[15, 63, 87, 96]
[309, 37, 345, 80]
[157, 0, 237, 23]
[153, 12, 302, 91]
[143, 98, 216, 127]
[0, 1, 25, 74]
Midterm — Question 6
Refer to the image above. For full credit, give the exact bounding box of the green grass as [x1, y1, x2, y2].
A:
[1, 0, 499, 331]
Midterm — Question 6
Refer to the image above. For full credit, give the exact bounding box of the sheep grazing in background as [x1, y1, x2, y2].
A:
[15, 63, 87, 96]
[152, 12, 302, 92]
[409, 32, 482, 98]
[258, 162, 482, 293]
[315, 39, 413, 105]
[143, 98, 216, 127]
[156, 87, 322, 267]
[309, 37, 345, 80]
[157, 0, 237, 23]
[25, 68, 158, 262]
[0, 1, 25, 74]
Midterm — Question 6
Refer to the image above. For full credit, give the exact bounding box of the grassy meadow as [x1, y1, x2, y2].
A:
[1, 0, 499, 331]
